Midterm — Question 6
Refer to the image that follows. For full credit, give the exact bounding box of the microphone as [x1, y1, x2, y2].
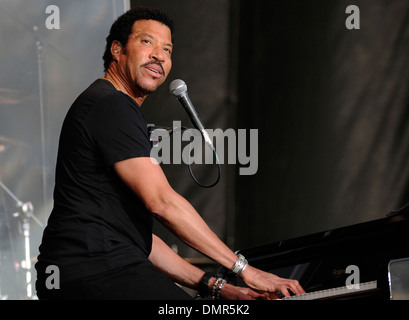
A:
[169, 79, 215, 152]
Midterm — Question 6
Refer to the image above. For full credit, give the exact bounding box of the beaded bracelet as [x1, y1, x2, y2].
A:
[211, 278, 222, 300]
[215, 279, 226, 300]
[211, 278, 226, 300]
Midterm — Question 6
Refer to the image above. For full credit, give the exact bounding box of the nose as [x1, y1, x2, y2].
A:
[150, 45, 165, 62]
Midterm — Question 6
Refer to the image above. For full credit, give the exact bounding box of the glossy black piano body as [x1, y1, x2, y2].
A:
[224, 208, 409, 300]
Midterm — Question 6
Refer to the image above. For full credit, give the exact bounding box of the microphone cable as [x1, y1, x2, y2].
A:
[148, 125, 221, 188]
[186, 129, 221, 188]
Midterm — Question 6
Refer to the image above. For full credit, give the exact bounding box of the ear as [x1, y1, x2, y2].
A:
[110, 40, 122, 62]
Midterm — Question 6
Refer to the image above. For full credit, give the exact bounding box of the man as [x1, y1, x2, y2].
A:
[35, 7, 305, 299]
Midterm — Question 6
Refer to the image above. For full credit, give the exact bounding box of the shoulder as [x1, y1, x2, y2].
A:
[76, 79, 143, 122]
[94, 79, 140, 110]
[74, 79, 139, 110]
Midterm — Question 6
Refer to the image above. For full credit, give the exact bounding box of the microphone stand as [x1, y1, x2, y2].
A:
[34, 27, 47, 209]
[0, 180, 44, 299]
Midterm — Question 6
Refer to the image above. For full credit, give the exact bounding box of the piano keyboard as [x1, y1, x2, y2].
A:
[283, 280, 378, 300]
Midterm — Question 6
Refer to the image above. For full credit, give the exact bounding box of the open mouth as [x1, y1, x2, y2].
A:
[147, 67, 161, 75]
[143, 62, 165, 77]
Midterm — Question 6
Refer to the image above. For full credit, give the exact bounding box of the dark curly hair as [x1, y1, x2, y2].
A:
[102, 7, 174, 72]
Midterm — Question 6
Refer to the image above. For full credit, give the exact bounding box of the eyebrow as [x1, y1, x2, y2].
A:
[140, 32, 173, 49]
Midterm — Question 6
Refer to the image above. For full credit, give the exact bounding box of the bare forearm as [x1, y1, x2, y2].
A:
[148, 234, 204, 289]
[149, 235, 267, 300]
[151, 190, 238, 272]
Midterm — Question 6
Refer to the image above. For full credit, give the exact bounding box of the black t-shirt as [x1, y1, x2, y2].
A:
[36, 79, 153, 282]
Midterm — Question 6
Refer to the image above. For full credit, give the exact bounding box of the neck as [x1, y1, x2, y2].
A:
[103, 68, 147, 106]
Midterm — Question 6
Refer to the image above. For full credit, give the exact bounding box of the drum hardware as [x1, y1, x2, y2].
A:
[0, 180, 44, 299]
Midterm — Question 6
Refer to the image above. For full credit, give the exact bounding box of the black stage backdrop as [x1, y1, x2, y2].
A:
[235, 0, 409, 248]
[132, 0, 409, 252]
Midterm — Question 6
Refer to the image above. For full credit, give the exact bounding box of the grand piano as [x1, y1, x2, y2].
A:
[221, 206, 409, 300]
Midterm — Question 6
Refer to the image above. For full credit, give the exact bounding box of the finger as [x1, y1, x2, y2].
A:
[280, 279, 303, 296]
[279, 286, 291, 298]
[289, 280, 306, 295]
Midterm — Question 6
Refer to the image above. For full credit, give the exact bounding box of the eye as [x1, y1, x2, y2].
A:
[142, 39, 151, 44]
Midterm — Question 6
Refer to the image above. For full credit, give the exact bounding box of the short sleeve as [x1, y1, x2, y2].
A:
[86, 92, 151, 167]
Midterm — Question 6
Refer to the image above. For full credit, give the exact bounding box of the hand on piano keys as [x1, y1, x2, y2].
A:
[241, 265, 306, 299]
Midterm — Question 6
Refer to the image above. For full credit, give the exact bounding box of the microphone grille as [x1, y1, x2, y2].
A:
[169, 79, 187, 97]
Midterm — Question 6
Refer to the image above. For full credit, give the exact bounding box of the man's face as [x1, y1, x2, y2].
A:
[117, 19, 173, 95]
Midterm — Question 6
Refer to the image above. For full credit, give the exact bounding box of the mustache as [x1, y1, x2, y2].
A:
[141, 60, 165, 77]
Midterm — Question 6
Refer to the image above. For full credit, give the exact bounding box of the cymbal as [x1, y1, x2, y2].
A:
[0, 135, 25, 147]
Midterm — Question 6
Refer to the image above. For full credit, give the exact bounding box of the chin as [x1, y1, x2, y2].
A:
[136, 79, 163, 95]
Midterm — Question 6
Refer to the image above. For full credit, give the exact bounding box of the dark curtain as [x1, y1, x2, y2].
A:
[235, 0, 409, 248]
